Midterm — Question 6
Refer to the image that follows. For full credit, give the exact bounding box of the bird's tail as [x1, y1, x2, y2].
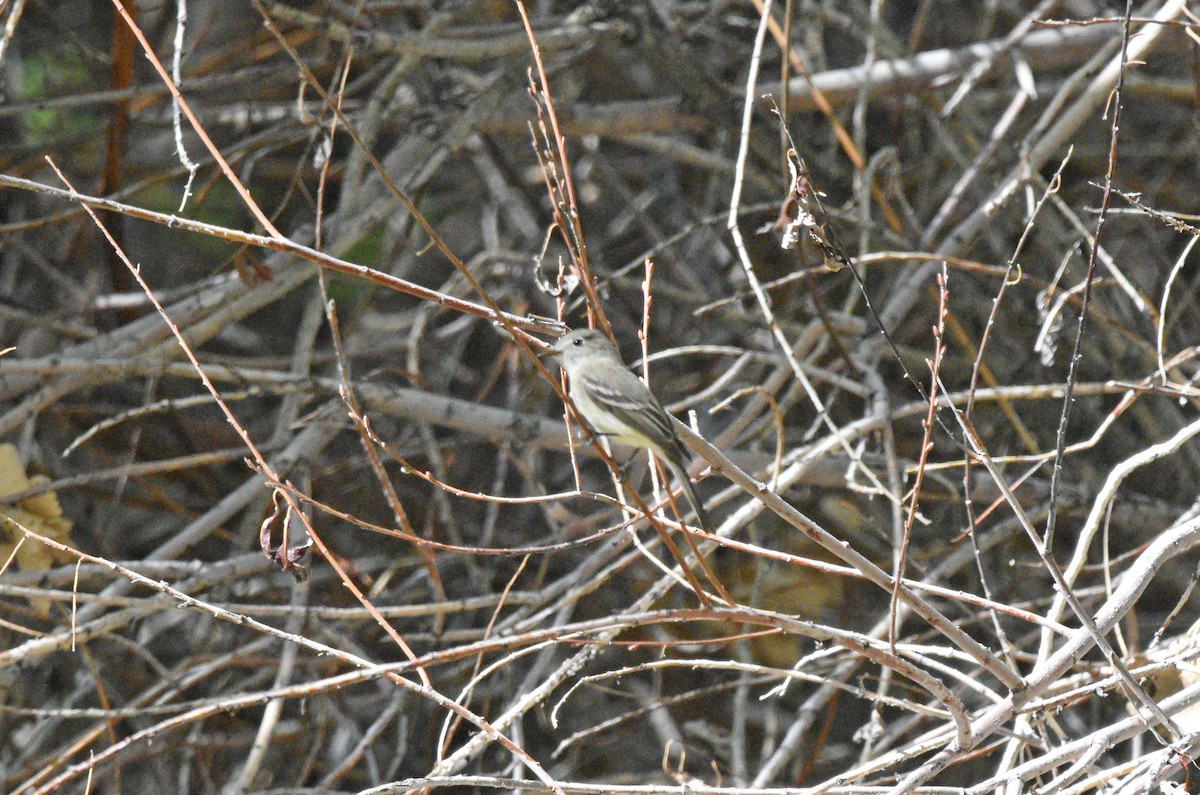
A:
[666, 459, 709, 530]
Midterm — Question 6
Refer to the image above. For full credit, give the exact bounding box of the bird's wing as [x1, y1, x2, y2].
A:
[574, 368, 688, 464]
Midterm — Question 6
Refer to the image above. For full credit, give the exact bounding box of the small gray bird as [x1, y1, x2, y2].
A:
[544, 328, 709, 529]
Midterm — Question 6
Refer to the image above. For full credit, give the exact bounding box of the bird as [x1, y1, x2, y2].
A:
[543, 328, 709, 529]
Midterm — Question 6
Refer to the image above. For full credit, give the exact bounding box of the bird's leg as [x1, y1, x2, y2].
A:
[576, 426, 613, 448]
[616, 451, 640, 481]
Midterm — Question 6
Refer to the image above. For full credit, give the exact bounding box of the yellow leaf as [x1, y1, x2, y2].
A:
[0, 444, 76, 578]
[0, 443, 31, 496]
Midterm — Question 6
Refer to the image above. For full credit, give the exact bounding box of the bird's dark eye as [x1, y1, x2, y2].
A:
[572, 338, 583, 346]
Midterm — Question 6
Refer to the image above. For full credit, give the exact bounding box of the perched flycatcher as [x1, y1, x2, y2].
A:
[544, 328, 708, 529]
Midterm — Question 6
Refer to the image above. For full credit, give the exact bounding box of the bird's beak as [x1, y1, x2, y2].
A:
[537, 345, 560, 360]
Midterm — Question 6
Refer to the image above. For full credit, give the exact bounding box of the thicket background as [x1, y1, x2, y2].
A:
[3, 0, 1200, 793]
